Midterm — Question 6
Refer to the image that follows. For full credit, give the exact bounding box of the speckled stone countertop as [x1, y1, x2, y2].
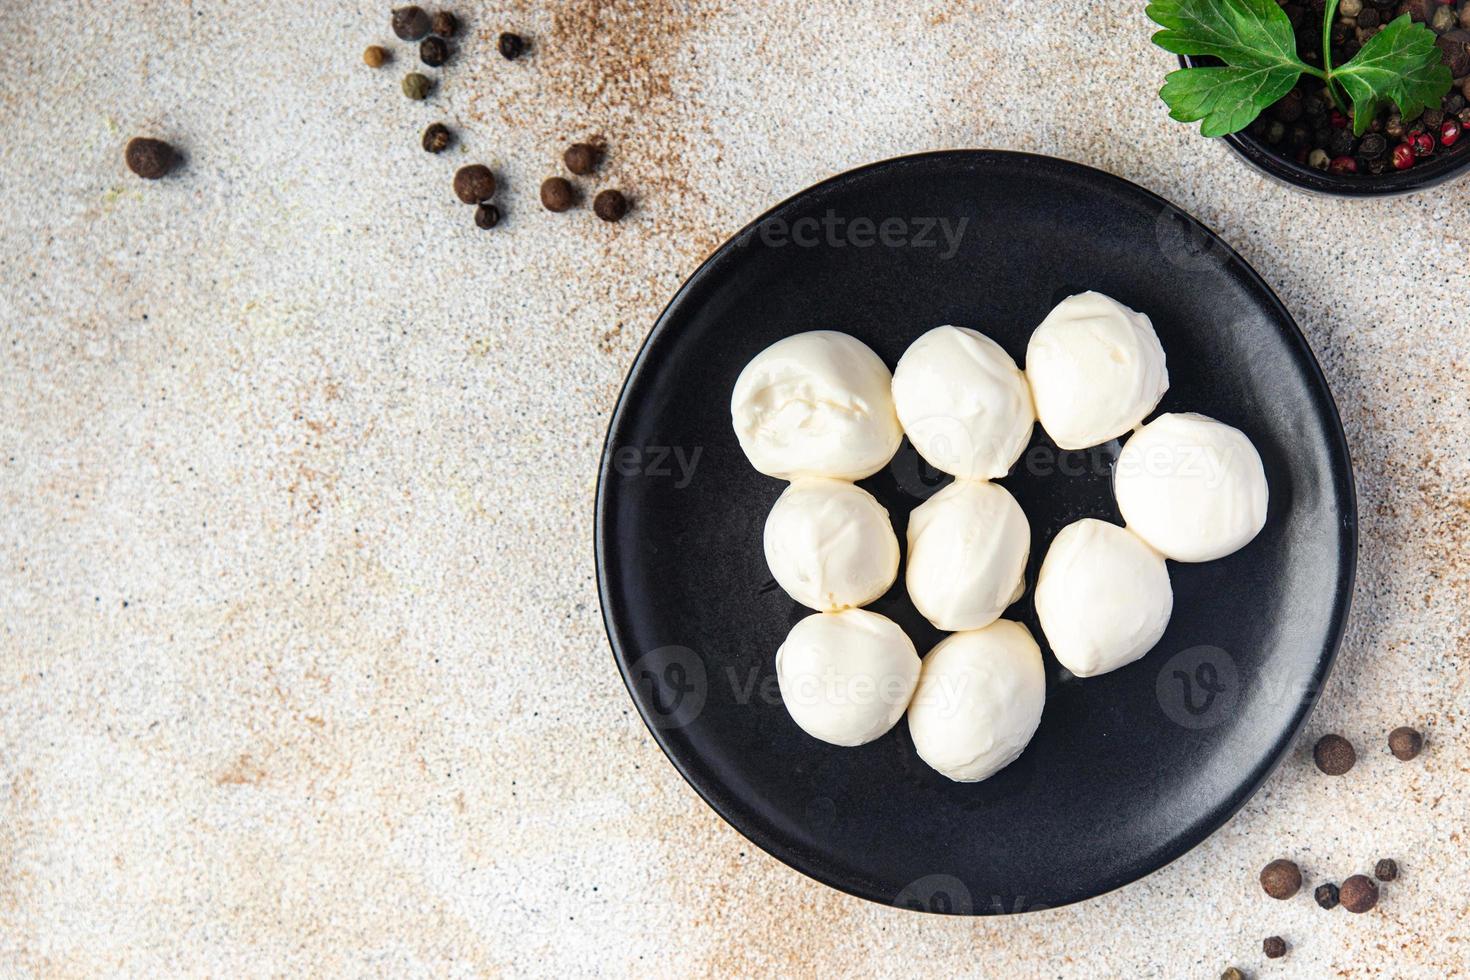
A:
[2, 1, 1467, 976]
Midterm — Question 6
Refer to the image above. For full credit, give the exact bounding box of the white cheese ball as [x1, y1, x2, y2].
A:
[731, 331, 903, 480]
[763, 478, 899, 612]
[775, 609, 921, 747]
[1025, 291, 1169, 450]
[1114, 412, 1268, 562]
[1035, 519, 1173, 678]
[907, 620, 1046, 782]
[905, 479, 1030, 631]
[891, 325, 1035, 480]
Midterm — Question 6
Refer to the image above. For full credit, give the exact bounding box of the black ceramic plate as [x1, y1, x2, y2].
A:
[596, 151, 1356, 914]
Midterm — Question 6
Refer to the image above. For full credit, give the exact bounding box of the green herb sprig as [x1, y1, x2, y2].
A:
[1148, 0, 1452, 137]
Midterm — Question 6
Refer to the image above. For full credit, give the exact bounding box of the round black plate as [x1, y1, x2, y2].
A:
[595, 151, 1356, 914]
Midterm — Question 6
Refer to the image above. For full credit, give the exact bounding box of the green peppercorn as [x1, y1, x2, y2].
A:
[402, 72, 432, 100]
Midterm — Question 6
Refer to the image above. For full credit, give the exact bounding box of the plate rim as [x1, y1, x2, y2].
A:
[593, 148, 1359, 914]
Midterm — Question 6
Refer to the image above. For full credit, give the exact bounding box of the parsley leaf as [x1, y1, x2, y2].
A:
[1147, 0, 1453, 139]
[1334, 15, 1454, 135]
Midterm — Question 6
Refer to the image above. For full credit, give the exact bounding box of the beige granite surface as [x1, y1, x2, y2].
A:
[2, 0, 1468, 976]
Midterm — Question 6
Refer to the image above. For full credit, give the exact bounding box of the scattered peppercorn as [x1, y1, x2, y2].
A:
[1315, 882, 1340, 909]
[1389, 726, 1424, 759]
[1386, 113, 1407, 139]
[1441, 117, 1462, 146]
[1220, 969, 1245, 980]
[564, 142, 601, 175]
[474, 202, 500, 229]
[1410, 130, 1436, 157]
[1374, 858, 1398, 881]
[1340, 874, 1379, 913]
[1263, 936, 1287, 959]
[431, 10, 457, 37]
[453, 164, 496, 204]
[540, 176, 575, 211]
[1327, 127, 1357, 157]
[498, 32, 527, 60]
[420, 36, 449, 67]
[402, 72, 432, 100]
[422, 122, 452, 153]
[593, 188, 629, 222]
[1314, 734, 1355, 775]
[392, 6, 432, 41]
[363, 45, 390, 68]
[124, 137, 176, 179]
[1260, 859, 1302, 900]
[1392, 141, 1417, 169]
[1357, 7, 1381, 28]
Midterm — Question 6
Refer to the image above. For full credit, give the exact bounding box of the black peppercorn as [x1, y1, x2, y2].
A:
[498, 32, 527, 60]
[392, 6, 432, 41]
[1374, 858, 1398, 881]
[593, 189, 629, 222]
[1341, 874, 1378, 913]
[564, 142, 601, 175]
[1357, 8, 1380, 28]
[540, 176, 575, 211]
[1389, 726, 1423, 760]
[1260, 859, 1302, 900]
[1359, 133, 1388, 158]
[402, 72, 432, 100]
[1328, 128, 1357, 157]
[431, 11, 458, 37]
[453, 164, 496, 204]
[1315, 882, 1340, 909]
[1272, 88, 1305, 122]
[1263, 936, 1287, 959]
[1423, 107, 1445, 130]
[124, 137, 176, 179]
[1445, 93, 1467, 114]
[474, 202, 500, 229]
[422, 122, 452, 153]
[420, 36, 449, 67]
[1314, 734, 1355, 775]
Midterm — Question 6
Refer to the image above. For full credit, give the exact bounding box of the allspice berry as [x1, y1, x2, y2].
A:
[1260, 859, 1302, 900]
[1314, 882, 1340, 909]
[1340, 874, 1378, 913]
[540, 176, 576, 211]
[1374, 858, 1398, 882]
[593, 189, 629, 222]
[402, 72, 432, 100]
[498, 32, 527, 60]
[392, 6, 432, 41]
[474, 203, 501, 229]
[1263, 936, 1287, 959]
[1388, 726, 1422, 760]
[431, 11, 458, 37]
[420, 36, 449, 67]
[124, 137, 176, 179]
[1314, 733, 1355, 775]
[363, 45, 390, 68]
[563, 142, 600, 175]
[453, 164, 497, 204]
[422, 122, 452, 153]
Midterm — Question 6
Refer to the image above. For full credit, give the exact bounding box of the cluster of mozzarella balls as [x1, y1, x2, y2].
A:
[730, 292, 1268, 782]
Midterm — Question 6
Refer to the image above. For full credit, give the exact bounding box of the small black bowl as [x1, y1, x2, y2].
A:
[1179, 55, 1470, 197]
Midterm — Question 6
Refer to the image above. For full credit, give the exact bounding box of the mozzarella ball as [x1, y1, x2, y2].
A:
[905, 479, 1030, 631]
[1035, 519, 1173, 678]
[906, 620, 1046, 782]
[731, 331, 903, 480]
[892, 325, 1035, 480]
[1114, 412, 1268, 562]
[775, 609, 920, 747]
[1025, 291, 1169, 450]
[763, 478, 899, 612]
